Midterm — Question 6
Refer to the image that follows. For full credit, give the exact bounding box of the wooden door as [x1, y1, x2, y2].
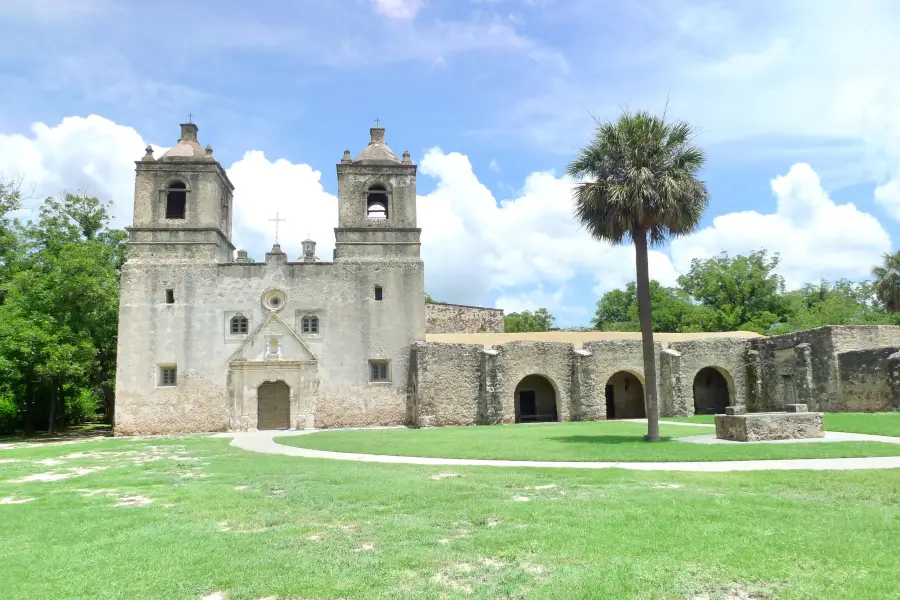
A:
[257, 381, 290, 430]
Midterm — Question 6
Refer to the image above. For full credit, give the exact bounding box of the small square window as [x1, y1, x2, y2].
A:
[369, 360, 390, 382]
[230, 315, 248, 335]
[374, 285, 383, 301]
[159, 366, 177, 386]
[301, 316, 319, 335]
[165, 289, 175, 304]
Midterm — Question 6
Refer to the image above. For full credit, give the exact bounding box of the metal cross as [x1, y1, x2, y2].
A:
[188, 112, 192, 123]
[268, 212, 286, 244]
[374, 117, 381, 127]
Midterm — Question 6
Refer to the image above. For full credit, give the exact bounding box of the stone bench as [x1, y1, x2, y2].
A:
[715, 409, 824, 442]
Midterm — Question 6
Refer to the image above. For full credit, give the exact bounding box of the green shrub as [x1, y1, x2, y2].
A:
[66, 389, 101, 425]
[0, 395, 20, 435]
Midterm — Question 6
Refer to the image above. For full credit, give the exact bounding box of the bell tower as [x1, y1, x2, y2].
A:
[128, 122, 235, 263]
[334, 126, 419, 261]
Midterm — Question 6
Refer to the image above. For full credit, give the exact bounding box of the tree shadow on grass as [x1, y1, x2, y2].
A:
[0, 424, 112, 445]
[548, 435, 675, 445]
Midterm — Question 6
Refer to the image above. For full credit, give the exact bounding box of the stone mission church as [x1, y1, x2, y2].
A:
[115, 123, 426, 434]
[115, 123, 900, 435]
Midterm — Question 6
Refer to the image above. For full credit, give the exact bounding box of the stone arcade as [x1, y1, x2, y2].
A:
[114, 123, 900, 435]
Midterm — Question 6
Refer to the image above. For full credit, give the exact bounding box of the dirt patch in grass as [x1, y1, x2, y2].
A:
[689, 583, 773, 599]
[431, 557, 550, 597]
[114, 495, 154, 508]
[1, 496, 35, 504]
[430, 472, 459, 480]
[10, 466, 108, 483]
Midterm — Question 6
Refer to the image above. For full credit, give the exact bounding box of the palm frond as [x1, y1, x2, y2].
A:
[568, 109, 709, 247]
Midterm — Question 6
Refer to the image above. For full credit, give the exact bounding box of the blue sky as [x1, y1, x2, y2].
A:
[1, 0, 900, 327]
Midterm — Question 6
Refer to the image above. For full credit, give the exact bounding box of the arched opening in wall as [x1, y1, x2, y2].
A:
[514, 375, 558, 423]
[165, 181, 187, 219]
[257, 381, 290, 430]
[366, 184, 388, 219]
[693, 367, 731, 414]
[604, 371, 645, 419]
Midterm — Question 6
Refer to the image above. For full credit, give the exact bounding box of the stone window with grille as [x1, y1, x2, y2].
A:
[159, 365, 177, 387]
[301, 315, 319, 335]
[369, 360, 390, 383]
[230, 314, 249, 335]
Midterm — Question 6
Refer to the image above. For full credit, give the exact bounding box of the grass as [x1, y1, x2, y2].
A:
[2, 435, 900, 599]
[278, 420, 900, 463]
[662, 412, 900, 437]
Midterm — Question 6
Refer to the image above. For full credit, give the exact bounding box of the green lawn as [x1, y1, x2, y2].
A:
[278, 420, 900, 463]
[2, 435, 900, 599]
[662, 412, 900, 437]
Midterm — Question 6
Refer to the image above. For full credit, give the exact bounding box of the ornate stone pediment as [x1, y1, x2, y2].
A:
[228, 312, 317, 364]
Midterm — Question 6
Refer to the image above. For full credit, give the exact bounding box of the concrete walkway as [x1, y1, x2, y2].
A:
[220, 429, 900, 472]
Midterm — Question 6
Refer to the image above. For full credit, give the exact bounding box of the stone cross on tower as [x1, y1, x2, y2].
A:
[268, 212, 286, 245]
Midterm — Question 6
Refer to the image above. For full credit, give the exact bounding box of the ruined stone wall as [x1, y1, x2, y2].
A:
[836, 347, 900, 412]
[747, 327, 836, 412]
[581, 340, 663, 418]
[748, 326, 900, 413]
[425, 302, 505, 334]
[829, 325, 900, 352]
[666, 338, 749, 415]
[409, 342, 483, 426]
[492, 341, 574, 423]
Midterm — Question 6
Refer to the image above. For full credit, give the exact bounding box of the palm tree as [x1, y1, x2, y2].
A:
[567, 110, 709, 441]
[872, 251, 900, 313]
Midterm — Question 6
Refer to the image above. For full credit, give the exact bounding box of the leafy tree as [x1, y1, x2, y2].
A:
[0, 178, 23, 305]
[504, 308, 556, 332]
[425, 292, 436, 303]
[0, 192, 124, 433]
[568, 110, 709, 442]
[593, 280, 713, 333]
[871, 251, 900, 313]
[772, 279, 893, 334]
[677, 250, 789, 333]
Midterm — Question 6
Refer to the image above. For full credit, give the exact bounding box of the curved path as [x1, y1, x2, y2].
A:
[220, 429, 900, 472]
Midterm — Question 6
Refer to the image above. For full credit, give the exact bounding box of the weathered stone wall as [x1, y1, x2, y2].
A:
[493, 341, 574, 423]
[836, 347, 900, 412]
[748, 326, 900, 413]
[830, 325, 900, 352]
[581, 340, 663, 418]
[425, 302, 505, 334]
[666, 338, 748, 415]
[409, 342, 483, 426]
[747, 327, 835, 411]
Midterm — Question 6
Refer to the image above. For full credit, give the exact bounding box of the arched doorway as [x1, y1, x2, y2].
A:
[604, 371, 645, 419]
[693, 367, 730, 414]
[514, 375, 558, 423]
[257, 381, 290, 430]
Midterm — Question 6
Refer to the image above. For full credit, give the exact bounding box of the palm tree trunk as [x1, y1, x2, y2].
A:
[633, 229, 661, 442]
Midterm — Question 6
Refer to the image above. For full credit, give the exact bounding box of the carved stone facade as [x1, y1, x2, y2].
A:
[115, 124, 424, 435]
[114, 123, 900, 436]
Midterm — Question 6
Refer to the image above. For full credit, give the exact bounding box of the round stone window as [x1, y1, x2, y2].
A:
[261, 288, 286, 312]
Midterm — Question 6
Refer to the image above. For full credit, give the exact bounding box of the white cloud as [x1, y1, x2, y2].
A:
[227, 151, 337, 261]
[0, 115, 147, 226]
[670, 163, 892, 288]
[416, 148, 677, 306]
[875, 180, 900, 220]
[488, 159, 500, 172]
[371, 0, 423, 20]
